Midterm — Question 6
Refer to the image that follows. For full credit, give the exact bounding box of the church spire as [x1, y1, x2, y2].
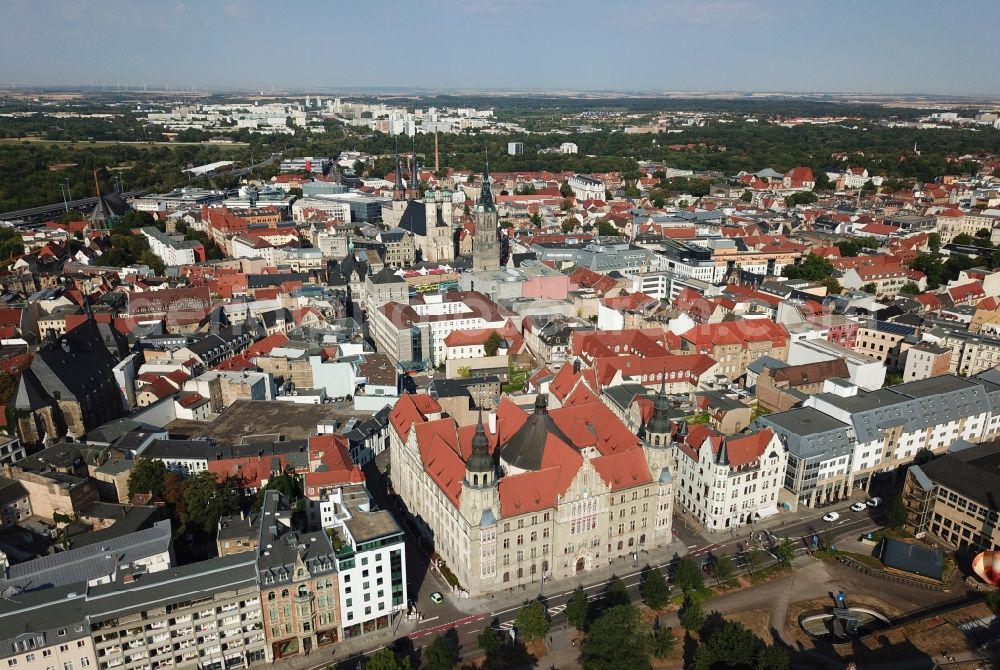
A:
[478, 149, 496, 212]
[465, 409, 495, 485]
[394, 138, 404, 192]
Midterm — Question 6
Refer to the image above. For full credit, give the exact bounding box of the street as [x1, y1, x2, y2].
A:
[314, 470, 889, 670]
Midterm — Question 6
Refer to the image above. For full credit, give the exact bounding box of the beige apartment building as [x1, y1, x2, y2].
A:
[904, 442, 1000, 552]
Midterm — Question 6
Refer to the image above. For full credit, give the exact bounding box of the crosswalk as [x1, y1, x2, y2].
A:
[497, 603, 567, 632]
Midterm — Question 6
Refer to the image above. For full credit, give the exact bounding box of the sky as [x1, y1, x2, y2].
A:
[2, 0, 999, 96]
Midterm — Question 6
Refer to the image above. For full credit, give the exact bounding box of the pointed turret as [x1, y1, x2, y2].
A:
[645, 375, 672, 437]
[465, 410, 495, 487]
[477, 155, 496, 212]
[393, 138, 406, 199]
[716, 438, 729, 467]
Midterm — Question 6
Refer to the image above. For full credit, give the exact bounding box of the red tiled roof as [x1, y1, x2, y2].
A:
[592, 449, 653, 492]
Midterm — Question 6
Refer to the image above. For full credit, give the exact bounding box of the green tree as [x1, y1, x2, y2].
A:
[566, 586, 591, 631]
[128, 459, 167, 498]
[423, 635, 457, 670]
[483, 331, 502, 357]
[365, 648, 411, 670]
[953, 232, 975, 246]
[162, 471, 189, 523]
[862, 282, 877, 294]
[561, 218, 577, 233]
[580, 605, 651, 670]
[900, 281, 921, 295]
[743, 547, 763, 576]
[603, 575, 631, 608]
[183, 472, 238, 534]
[639, 566, 670, 610]
[287, 187, 303, 198]
[813, 171, 831, 191]
[560, 181, 575, 198]
[692, 619, 788, 670]
[597, 220, 617, 237]
[740, 190, 753, 202]
[0, 228, 25, 260]
[352, 159, 366, 176]
[775, 538, 796, 565]
[678, 596, 705, 632]
[514, 600, 549, 642]
[650, 626, 675, 659]
[913, 447, 935, 465]
[928, 232, 942, 252]
[477, 624, 502, 658]
[672, 557, 704, 593]
[784, 191, 817, 207]
[710, 555, 735, 586]
[783, 253, 835, 282]
[885, 494, 908, 529]
[529, 212, 542, 227]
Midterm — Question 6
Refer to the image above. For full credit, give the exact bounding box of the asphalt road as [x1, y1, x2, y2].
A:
[321, 495, 886, 669]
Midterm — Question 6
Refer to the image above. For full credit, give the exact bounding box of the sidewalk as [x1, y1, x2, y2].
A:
[449, 537, 690, 617]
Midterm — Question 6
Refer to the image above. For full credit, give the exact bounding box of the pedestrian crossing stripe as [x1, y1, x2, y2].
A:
[498, 621, 514, 630]
[548, 604, 566, 615]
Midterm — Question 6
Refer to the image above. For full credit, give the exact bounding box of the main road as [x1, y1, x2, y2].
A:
[319, 493, 884, 669]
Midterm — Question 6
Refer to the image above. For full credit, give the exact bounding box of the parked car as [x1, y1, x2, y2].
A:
[822, 512, 840, 522]
[850, 502, 867, 512]
[429, 592, 443, 604]
[867, 497, 881, 508]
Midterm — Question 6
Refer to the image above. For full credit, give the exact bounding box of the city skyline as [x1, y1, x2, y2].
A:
[2, 0, 1000, 97]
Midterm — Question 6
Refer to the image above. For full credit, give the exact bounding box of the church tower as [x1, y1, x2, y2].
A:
[460, 411, 499, 525]
[405, 143, 421, 200]
[472, 159, 500, 272]
[392, 141, 407, 202]
[641, 378, 676, 546]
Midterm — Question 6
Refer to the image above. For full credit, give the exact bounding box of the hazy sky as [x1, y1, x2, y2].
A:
[2, 0, 999, 96]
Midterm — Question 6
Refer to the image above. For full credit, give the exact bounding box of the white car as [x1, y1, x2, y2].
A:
[850, 502, 867, 512]
[429, 592, 443, 604]
[867, 497, 881, 508]
[822, 512, 840, 522]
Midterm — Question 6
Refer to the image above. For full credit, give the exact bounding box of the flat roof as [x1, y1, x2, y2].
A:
[192, 399, 370, 445]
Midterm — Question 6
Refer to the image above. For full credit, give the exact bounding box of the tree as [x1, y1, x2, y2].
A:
[561, 218, 577, 233]
[678, 596, 705, 632]
[566, 585, 590, 631]
[597, 220, 617, 237]
[287, 187, 303, 198]
[128, 459, 167, 498]
[365, 648, 411, 670]
[580, 605, 651, 670]
[928, 232, 942, 252]
[162, 471, 189, 523]
[740, 190, 753, 202]
[953, 232, 975, 246]
[352, 159, 366, 176]
[813, 171, 831, 191]
[743, 547, 763, 576]
[650, 626, 676, 659]
[885, 494, 908, 529]
[484, 332, 501, 357]
[710, 555, 735, 586]
[976, 228, 992, 239]
[639, 566, 670, 610]
[423, 635, 457, 670]
[0, 228, 24, 260]
[691, 619, 788, 670]
[529, 212, 542, 227]
[782, 253, 835, 282]
[775, 538, 796, 565]
[672, 557, 704, 593]
[900, 281, 921, 295]
[784, 191, 817, 207]
[477, 624, 502, 658]
[603, 575, 631, 608]
[513, 600, 549, 642]
[862, 282, 877, 294]
[183, 472, 238, 534]
[560, 180, 575, 198]
[913, 447, 935, 465]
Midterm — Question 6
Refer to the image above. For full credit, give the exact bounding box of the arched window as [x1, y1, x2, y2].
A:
[473, 474, 478, 486]
[281, 589, 289, 598]
[267, 591, 275, 601]
[298, 584, 308, 597]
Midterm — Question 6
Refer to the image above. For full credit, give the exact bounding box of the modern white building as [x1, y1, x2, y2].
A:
[140, 226, 202, 266]
[559, 142, 579, 154]
[567, 174, 604, 201]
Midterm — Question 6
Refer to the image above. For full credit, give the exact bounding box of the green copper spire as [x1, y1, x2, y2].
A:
[478, 151, 496, 212]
